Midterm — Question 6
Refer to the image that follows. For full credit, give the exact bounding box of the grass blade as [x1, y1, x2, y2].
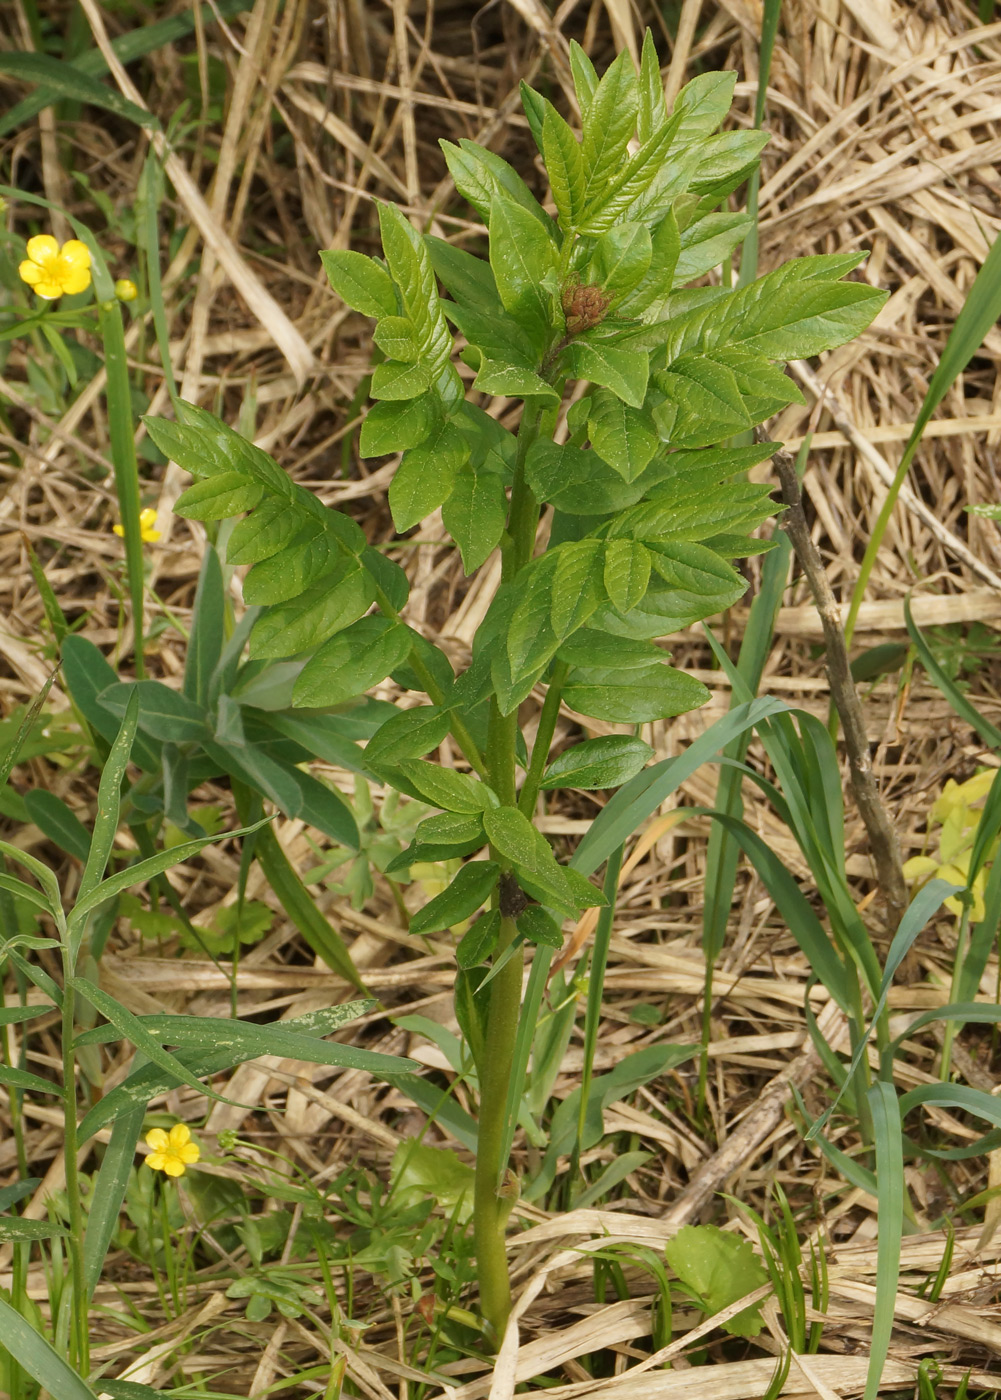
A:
[846, 225, 1001, 646]
[865, 1081, 904, 1400]
[0, 1294, 99, 1400]
[572, 697, 787, 875]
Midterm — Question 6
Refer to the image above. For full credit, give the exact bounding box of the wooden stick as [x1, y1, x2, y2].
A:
[772, 447, 909, 930]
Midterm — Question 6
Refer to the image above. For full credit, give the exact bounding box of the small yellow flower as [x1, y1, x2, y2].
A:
[144, 1123, 200, 1177]
[115, 277, 138, 302]
[18, 235, 92, 300]
[114, 507, 161, 543]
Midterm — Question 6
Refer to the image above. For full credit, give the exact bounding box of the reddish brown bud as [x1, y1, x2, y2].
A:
[561, 278, 612, 336]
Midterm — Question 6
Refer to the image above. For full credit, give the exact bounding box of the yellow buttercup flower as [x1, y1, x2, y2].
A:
[144, 1123, 200, 1177]
[114, 507, 161, 543]
[18, 235, 92, 300]
[115, 278, 138, 302]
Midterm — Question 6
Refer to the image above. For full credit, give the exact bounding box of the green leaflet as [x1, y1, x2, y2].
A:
[488, 193, 559, 354]
[442, 464, 507, 573]
[359, 392, 441, 457]
[541, 735, 653, 791]
[293, 617, 412, 708]
[389, 420, 470, 532]
[580, 50, 639, 212]
[409, 860, 500, 936]
[377, 203, 463, 408]
[588, 391, 659, 482]
[541, 100, 586, 231]
[247, 560, 375, 659]
[320, 249, 397, 318]
[564, 662, 710, 723]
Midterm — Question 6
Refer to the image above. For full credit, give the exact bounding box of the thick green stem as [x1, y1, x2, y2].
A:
[472, 400, 546, 1340]
[472, 914, 523, 1340]
[61, 977, 89, 1377]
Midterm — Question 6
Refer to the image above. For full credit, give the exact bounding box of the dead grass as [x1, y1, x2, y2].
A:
[2, 0, 1001, 1395]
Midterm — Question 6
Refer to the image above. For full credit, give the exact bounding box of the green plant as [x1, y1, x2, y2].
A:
[141, 35, 886, 1341]
[0, 695, 417, 1396]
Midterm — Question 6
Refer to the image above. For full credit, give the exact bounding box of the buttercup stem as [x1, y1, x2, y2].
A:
[60, 974, 90, 1376]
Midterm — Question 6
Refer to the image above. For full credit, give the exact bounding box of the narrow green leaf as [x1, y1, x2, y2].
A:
[0, 1218, 68, 1242]
[72, 976, 243, 1108]
[0, 1065, 64, 1096]
[0, 1295, 100, 1400]
[67, 817, 271, 927]
[78, 691, 138, 909]
[184, 545, 225, 705]
[0, 51, 158, 131]
[83, 1103, 146, 1298]
[22, 790, 91, 863]
[865, 1082, 904, 1400]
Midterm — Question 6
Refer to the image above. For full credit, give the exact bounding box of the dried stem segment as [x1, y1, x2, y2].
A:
[772, 448, 908, 929]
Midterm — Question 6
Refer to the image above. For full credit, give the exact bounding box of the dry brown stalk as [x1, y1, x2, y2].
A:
[772, 446, 909, 928]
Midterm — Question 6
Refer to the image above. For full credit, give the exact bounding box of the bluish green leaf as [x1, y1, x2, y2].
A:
[0, 1294, 100, 1400]
[0, 51, 158, 132]
[99, 681, 206, 743]
[22, 789, 91, 862]
[185, 544, 225, 705]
